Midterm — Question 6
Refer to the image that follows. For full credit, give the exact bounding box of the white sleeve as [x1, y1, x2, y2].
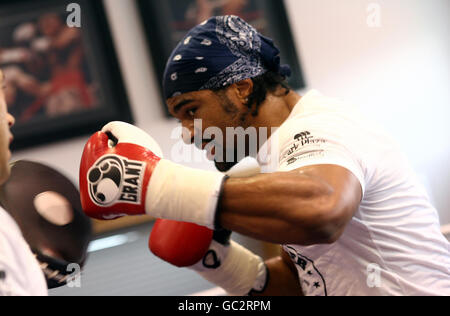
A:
[275, 114, 366, 195]
[0, 259, 32, 296]
[0, 209, 48, 296]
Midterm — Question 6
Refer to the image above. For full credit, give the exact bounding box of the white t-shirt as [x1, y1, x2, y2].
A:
[0, 207, 48, 296]
[257, 90, 450, 296]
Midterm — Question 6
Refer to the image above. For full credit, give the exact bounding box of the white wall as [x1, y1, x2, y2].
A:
[285, 0, 450, 223]
[12, 0, 449, 224]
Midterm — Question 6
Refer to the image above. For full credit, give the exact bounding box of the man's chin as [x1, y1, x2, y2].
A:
[213, 148, 251, 173]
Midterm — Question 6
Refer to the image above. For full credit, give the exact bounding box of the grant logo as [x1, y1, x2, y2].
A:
[87, 155, 146, 207]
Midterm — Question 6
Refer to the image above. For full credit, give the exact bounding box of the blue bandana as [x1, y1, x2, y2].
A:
[163, 15, 291, 99]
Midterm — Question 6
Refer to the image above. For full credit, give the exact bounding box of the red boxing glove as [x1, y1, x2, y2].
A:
[79, 122, 226, 228]
[149, 220, 267, 296]
[79, 130, 161, 220]
[149, 220, 213, 267]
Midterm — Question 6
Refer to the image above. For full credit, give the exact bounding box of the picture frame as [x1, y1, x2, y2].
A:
[137, 0, 305, 115]
[0, 0, 133, 150]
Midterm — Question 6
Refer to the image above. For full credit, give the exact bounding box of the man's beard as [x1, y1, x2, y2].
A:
[212, 92, 253, 172]
[214, 160, 239, 173]
[213, 146, 246, 173]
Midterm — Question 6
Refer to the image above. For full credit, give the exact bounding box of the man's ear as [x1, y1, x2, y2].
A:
[233, 79, 254, 104]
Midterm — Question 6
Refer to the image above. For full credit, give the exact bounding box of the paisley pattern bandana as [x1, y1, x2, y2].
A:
[163, 15, 291, 99]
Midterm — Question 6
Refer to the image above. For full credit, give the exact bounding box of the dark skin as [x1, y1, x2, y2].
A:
[251, 248, 303, 296]
[167, 79, 362, 296]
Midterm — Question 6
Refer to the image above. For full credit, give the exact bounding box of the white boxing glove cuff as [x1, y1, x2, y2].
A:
[102, 122, 164, 158]
[191, 240, 268, 296]
[145, 159, 226, 229]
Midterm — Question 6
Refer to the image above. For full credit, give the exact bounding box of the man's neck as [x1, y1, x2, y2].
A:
[245, 91, 301, 153]
[252, 90, 302, 132]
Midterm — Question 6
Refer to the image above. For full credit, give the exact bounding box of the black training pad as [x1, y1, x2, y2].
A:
[0, 160, 92, 264]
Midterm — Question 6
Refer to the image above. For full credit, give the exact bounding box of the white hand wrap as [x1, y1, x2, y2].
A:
[191, 240, 268, 296]
[145, 156, 261, 229]
[189, 157, 266, 295]
[145, 160, 225, 229]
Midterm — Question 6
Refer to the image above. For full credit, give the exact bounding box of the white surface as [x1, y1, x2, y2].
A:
[0, 207, 47, 296]
[284, 0, 450, 224]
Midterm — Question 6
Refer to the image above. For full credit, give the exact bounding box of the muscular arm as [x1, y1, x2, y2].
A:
[251, 250, 303, 296]
[218, 165, 362, 245]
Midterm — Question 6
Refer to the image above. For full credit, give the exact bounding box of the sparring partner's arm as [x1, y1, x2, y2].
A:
[218, 164, 362, 245]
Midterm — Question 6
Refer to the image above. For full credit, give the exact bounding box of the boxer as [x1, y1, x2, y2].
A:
[0, 69, 44, 296]
[80, 16, 450, 296]
[0, 68, 91, 296]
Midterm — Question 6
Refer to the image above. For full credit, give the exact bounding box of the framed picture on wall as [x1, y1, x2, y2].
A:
[0, 0, 133, 150]
[137, 0, 305, 115]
